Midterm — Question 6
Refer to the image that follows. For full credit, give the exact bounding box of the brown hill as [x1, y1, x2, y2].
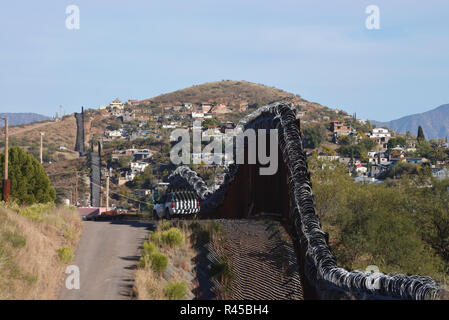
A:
[141, 80, 304, 109]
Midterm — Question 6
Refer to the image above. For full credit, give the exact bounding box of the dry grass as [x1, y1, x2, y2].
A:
[0, 204, 81, 299]
[140, 80, 302, 108]
[134, 221, 196, 300]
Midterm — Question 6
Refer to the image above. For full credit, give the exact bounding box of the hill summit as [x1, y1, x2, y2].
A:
[140, 80, 303, 109]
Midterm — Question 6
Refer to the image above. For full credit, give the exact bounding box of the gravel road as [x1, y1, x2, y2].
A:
[59, 220, 154, 300]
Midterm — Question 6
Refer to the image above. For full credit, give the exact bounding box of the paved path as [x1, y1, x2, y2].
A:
[59, 220, 154, 300]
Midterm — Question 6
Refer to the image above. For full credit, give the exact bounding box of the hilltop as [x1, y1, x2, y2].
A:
[141, 80, 304, 109]
[372, 103, 449, 140]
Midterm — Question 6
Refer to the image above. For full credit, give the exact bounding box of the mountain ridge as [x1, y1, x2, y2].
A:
[372, 103, 449, 140]
[0, 112, 51, 127]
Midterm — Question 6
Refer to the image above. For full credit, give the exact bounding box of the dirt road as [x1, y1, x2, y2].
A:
[59, 220, 153, 300]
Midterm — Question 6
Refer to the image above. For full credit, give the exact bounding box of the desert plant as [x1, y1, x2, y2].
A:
[164, 280, 187, 300]
[150, 231, 161, 245]
[143, 241, 157, 256]
[57, 246, 74, 263]
[150, 252, 168, 274]
[161, 228, 184, 248]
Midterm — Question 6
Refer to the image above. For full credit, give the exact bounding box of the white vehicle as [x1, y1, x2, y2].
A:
[153, 191, 200, 219]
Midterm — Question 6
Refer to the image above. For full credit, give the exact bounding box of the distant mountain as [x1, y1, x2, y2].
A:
[372, 104, 449, 140]
[0, 113, 51, 127]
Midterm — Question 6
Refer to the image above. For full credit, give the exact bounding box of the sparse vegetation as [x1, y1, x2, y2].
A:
[134, 222, 196, 300]
[0, 204, 81, 299]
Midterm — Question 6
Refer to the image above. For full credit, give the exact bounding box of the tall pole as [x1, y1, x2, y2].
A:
[75, 171, 78, 206]
[105, 173, 110, 211]
[3, 117, 10, 202]
[39, 132, 44, 164]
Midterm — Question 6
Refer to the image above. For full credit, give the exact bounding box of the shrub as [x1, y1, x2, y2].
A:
[2, 230, 26, 248]
[57, 246, 74, 263]
[210, 257, 234, 283]
[150, 231, 161, 245]
[160, 221, 172, 231]
[164, 280, 187, 300]
[143, 241, 157, 256]
[161, 228, 184, 248]
[150, 252, 168, 274]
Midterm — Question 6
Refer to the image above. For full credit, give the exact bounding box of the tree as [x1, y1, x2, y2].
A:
[321, 145, 336, 156]
[0, 146, 56, 204]
[303, 125, 327, 149]
[387, 137, 407, 149]
[417, 126, 426, 141]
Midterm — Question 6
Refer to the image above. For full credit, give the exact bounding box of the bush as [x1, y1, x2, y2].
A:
[161, 221, 172, 231]
[150, 252, 168, 274]
[57, 246, 74, 263]
[161, 228, 184, 248]
[2, 230, 26, 248]
[150, 231, 161, 245]
[143, 241, 157, 256]
[164, 280, 187, 300]
[210, 256, 234, 282]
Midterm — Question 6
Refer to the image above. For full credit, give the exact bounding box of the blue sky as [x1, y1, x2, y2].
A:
[0, 1, 448, 121]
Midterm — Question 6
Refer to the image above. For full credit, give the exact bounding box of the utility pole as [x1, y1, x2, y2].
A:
[3, 117, 10, 202]
[39, 132, 45, 164]
[105, 173, 110, 211]
[74, 171, 78, 206]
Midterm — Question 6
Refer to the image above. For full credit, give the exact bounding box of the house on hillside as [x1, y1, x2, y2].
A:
[432, 168, 449, 180]
[183, 102, 193, 110]
[210, 103, 231, 114]
[369, 128, 391, 139]
[110, 98, 125, 110]
[106, 129, 123, 138]
[130, 161, 149, 173]
[330, 120, 355, 136]
[122, 111, 135, 122]
[191, 112, 204, 118]
[406, 157, 428, 164]
[127, 99, 140, 106]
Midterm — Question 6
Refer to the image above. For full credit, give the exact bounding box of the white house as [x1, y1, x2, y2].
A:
[192, 112, 204, 118]
[370, 128, 391, 138]
[130, 162, 149, 173]
[106, 129, 123, 138]
[432, 168, 449, 181]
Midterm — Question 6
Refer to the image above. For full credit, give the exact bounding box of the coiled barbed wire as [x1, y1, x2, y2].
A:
[167, 102, 444, 300]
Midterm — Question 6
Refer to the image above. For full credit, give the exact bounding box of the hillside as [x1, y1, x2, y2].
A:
[140, 80, 304, 109]
[373, 104, 449, 140]
[0, 204, 81, 299]
[0, 113, 51, 127]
